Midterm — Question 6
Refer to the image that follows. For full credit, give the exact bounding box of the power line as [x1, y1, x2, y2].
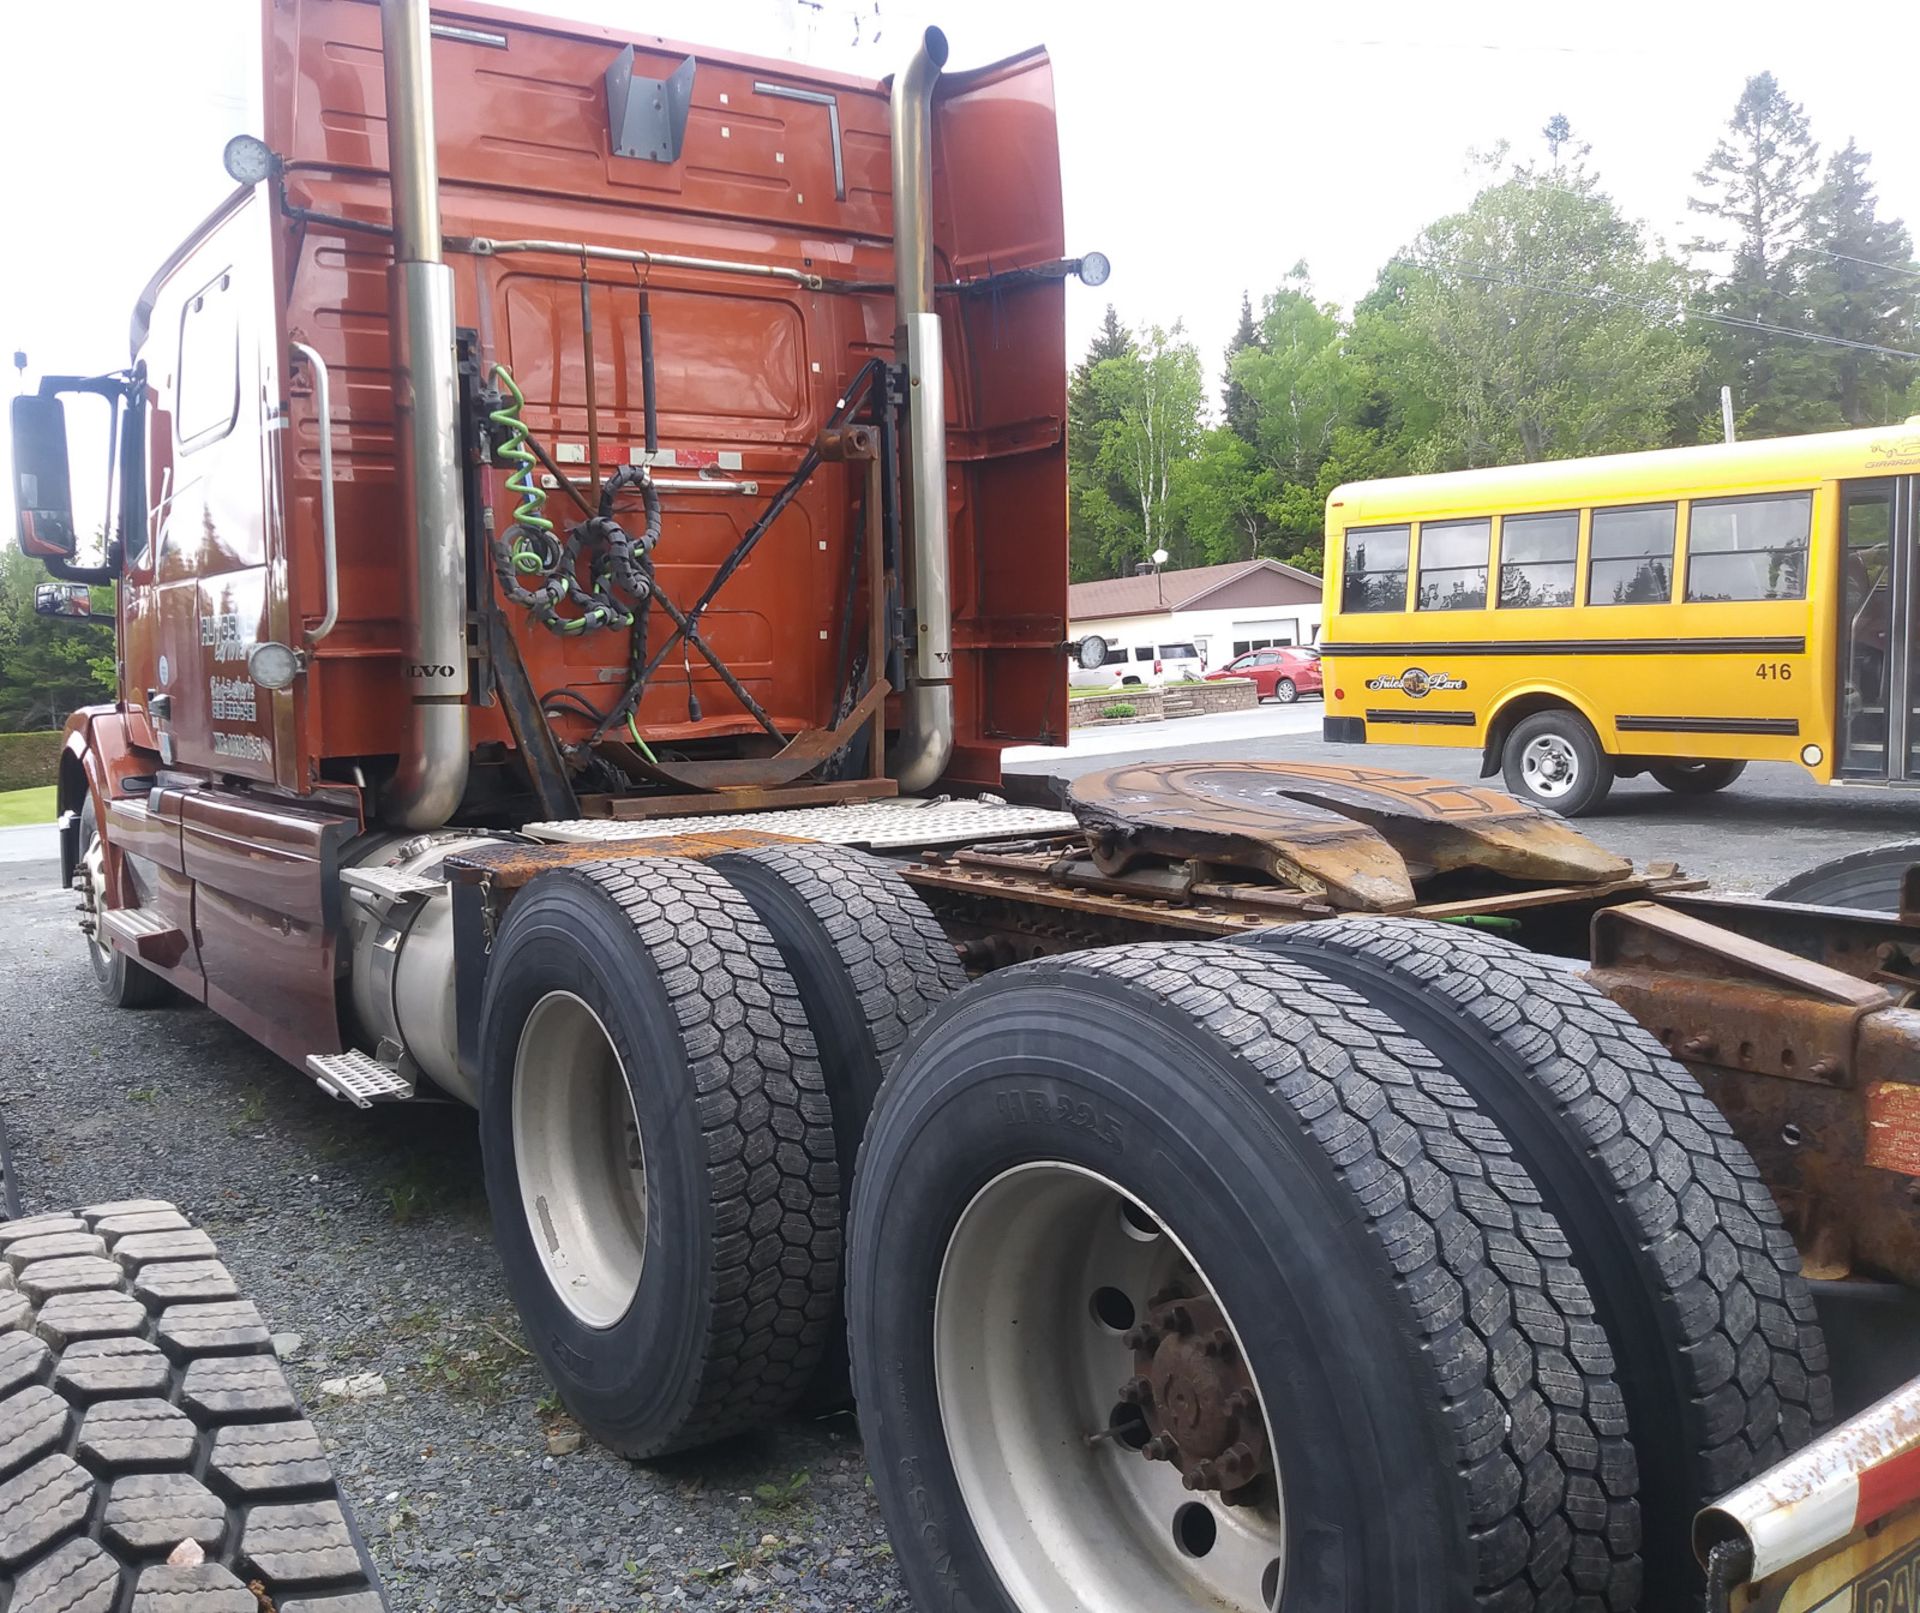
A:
[1796, 242, 1920, 280]
[1415, 257, 1920, 361]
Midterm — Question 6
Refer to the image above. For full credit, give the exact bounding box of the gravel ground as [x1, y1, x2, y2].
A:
[0, 873, 910, 1613]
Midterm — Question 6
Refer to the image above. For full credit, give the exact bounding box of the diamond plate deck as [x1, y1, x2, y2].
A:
[524, 798, 1079, 851]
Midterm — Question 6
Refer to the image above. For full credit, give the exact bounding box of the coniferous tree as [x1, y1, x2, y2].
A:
[1221, 292, 1262, 444]
[1801, 140, 1919, 426]
[1687, 73, 1826, 434]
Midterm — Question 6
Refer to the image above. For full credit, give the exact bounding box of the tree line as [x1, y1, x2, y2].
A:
[1069, 74, 1920, 583]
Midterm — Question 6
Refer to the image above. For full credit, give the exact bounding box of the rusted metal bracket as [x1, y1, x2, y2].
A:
[1588, 900, 1920, 1287]
[1591, 902, 1898, 1086]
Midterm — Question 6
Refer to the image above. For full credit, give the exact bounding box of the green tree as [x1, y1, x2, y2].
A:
[1687, 72, 1828, 434]
[1170, 429, 1275, 565]
[0, 546, 116, 731]
[1094, 322, 1204, 572]
[1800, 140, 1920, 426]
[1067, 307, 1141, 580]
[1358, 129, 1701, 468]
[1221, 292, 1262, 444]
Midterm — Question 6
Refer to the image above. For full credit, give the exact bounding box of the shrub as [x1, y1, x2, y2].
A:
[1105, 703, 1137, 719]
[0, 731, 62, 792]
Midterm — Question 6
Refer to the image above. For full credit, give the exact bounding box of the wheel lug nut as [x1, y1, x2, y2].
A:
[1117, 1376, 1153, 1406]
[1167, 1305, 1192, 1335]
[1142, 1434, 1178, 1462]
[1225, 1389, 1255, 1414]
[1123, 1325, 1157, 1352]
[1184, 1460, 1218, 1491]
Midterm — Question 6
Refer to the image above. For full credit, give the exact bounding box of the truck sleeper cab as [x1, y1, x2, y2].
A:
[10, 5, 1920, 1613]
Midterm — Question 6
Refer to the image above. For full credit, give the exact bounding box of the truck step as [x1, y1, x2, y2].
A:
[99, 907, 188, 966]
[339, 864, 444, 901]
[303, 1050, 415, 1108]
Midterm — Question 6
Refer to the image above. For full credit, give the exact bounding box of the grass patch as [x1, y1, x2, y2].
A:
[0, 786, 55, 828]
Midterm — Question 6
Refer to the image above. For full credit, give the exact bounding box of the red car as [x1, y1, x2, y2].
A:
[1206, 646, 1324, 703]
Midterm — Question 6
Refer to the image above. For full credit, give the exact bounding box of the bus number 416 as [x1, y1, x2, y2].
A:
[1756, 661, 1793, 680]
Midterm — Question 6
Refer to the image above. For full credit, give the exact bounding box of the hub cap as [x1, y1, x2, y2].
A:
[1521, 733, 1580, 799]
[934, 1163, 1285, 1612]
[511, 991, 649, 1329]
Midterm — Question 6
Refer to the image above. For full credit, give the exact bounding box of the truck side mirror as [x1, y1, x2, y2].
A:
[33, 582, 105, 623]
[11, 393, 77, 559]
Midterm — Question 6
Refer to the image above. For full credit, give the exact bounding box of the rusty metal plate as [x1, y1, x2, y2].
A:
[1867, 1081, 1920, 1177]
[1068, 761, 1631, 912]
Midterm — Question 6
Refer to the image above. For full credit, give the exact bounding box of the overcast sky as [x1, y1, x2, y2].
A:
[4, 0, 1918, 481]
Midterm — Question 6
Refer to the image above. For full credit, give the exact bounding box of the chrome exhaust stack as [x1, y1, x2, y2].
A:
[380, 0, 469, 829]
[889, 27, 953, 793]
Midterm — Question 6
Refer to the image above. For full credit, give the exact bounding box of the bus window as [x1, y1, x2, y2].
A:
[1589, 504, 1675, 605]
[1341, 524, 1410, 613]
[1416, 519, 1489, 610]
[1685, 492, 1811, 602]
[1498, 511, 1578, 607]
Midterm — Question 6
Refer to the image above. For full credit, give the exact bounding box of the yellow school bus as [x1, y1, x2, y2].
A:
[1318, 418, 1920, 813]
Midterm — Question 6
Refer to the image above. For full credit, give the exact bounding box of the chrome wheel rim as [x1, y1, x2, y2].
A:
[1276, 680, 1296, 702]
[77, 828, 112, 980]
[1521, 733, 1579, 799]
[935, 1163, 1285, 1612]
[511, 991, 649, 1329]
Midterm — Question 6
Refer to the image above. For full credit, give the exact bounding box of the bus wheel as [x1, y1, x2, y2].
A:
[1501, 709, 1613, 816]
[1273, 677, 1298, 704]
[1767, 838, 1920, 911]
[1250, 917, 1829, 1595]
[75, 799, 171, 1010]
[1649, 758, 1746, 795]
[850, 942, 1641, 1613]
[476, 858, 839, 1458]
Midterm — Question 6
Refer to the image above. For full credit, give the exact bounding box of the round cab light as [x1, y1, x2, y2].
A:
[1800, 743, 1824, 767]
[1076, 250, 1112, 288]
[247, 640, 302, 690]
[223, 134, 280, 186]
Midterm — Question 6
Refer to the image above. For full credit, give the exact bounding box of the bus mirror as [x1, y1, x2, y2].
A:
[33, 582, 104, 623]
[11, 394, 77, 560]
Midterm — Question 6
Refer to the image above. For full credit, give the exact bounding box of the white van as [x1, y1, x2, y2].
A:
[1068, 638, 1206, 690]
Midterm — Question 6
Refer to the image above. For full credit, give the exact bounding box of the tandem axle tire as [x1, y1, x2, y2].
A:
[711, 843, 964, 1402]
[850, 942, 1642, 1613]
[1253, 919, 1830, 1601]
[0, 1199, 386, 1611]
[1766, 838, 1920, 911]
[476, 858, 840, 1458]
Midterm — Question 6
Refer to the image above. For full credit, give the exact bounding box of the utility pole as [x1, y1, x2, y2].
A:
[1721, 385, 1737, 445]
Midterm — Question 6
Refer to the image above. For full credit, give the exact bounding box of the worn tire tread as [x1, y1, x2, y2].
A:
[555, 860, 842, 1454]
[965, 942, 1644, 1610]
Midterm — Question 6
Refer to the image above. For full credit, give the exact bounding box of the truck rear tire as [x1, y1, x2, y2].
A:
[1766, 839, 1920, 911]
[1648, 758, 1746, 794]
[711, 842, 964, 1403]
[1252, 918, 1830, 1600]
[75, 799, 171, 1011]
[475, 858, 839, 1458]
[1500, 710, 1613, 817]
[0, 1199, 386, 1611]
[849, 943, 1642, 1613]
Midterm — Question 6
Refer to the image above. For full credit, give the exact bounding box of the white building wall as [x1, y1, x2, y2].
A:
[1071, 599, 1324, 670]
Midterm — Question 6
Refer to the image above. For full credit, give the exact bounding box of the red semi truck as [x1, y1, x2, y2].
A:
[7, 3, 1919, 1611]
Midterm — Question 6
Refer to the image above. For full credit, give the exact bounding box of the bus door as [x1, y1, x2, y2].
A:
[1836, 476, 1920, 781]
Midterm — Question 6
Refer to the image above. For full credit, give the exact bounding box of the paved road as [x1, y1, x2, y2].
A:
[1007, 703, 1919, 896]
